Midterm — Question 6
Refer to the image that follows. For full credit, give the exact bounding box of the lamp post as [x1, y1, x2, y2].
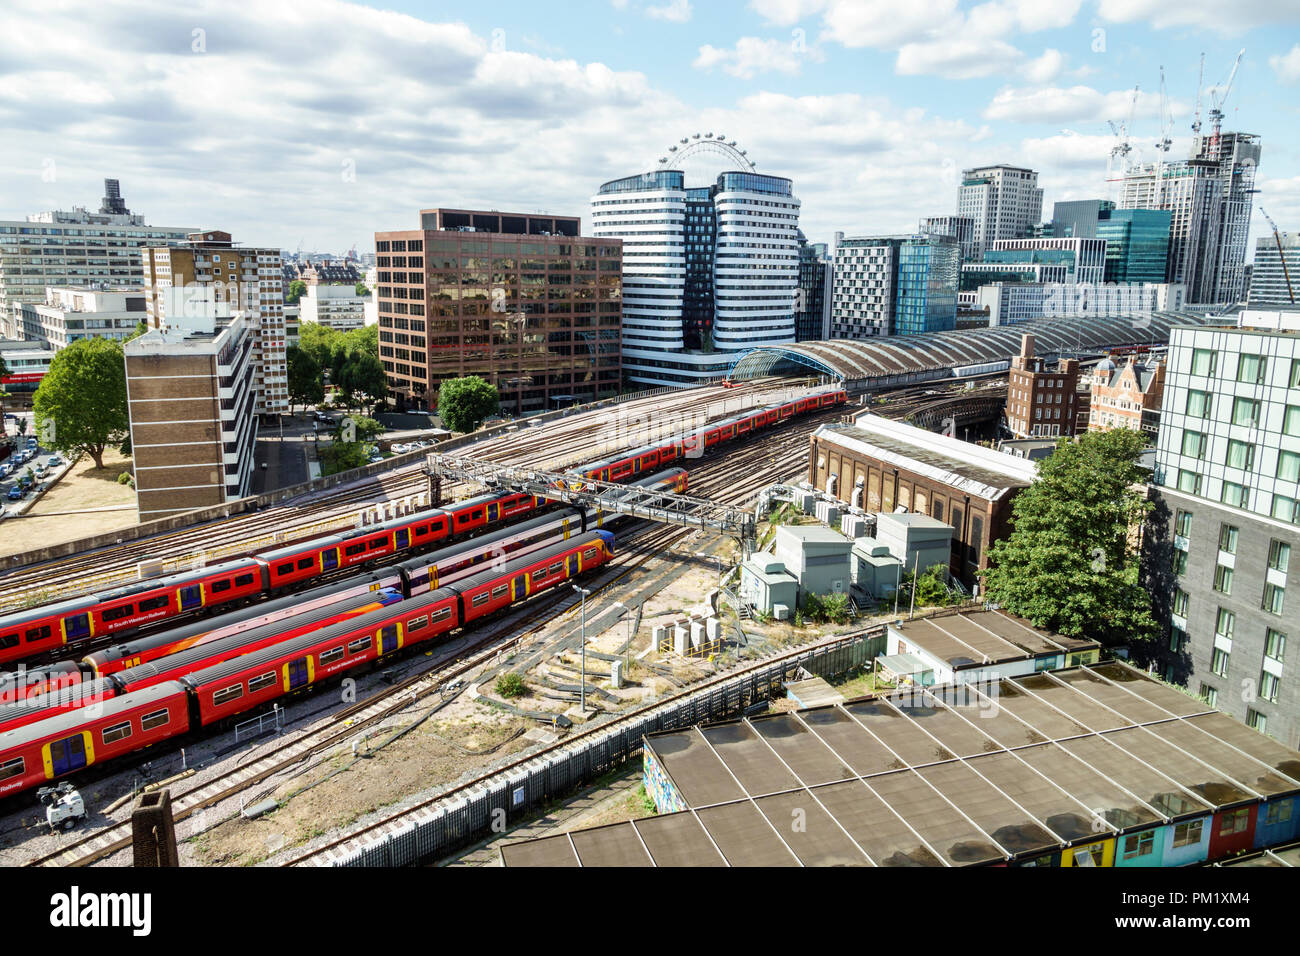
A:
[572, 583, 590, 711]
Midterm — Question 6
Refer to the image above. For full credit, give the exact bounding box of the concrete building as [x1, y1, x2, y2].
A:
[809, 415, 1037, 587]
[16, 287, 145, 350]
[738, 552, 798, 618]
[1248, 231, 1300, 307]
[771, 525, 853, 604]
[299, 283, 367, 331]
[919, 215, 976, 261]
[831, 234, 958, 338]
[977, 280, 1185, 326]
[0, 340, 56, 397]
[1147, 309, 1300, 747]
[849, 538, 904, 601]
[957, 165, 1043, 259]
[1118, 130, 1260, 305]
[1085, 355, 1166, 438]
[124, 306, 258, 521]
[0, 179, 192, 337]
[375, 208, 622, 414]
[283, 303, 300, 348]
[141, 230, 287, 418]
[985, 238, 1106, 287]
[590, 143, 800, 387]
[795, 234, 831, 342]
[873, 511, 954, 577]
[1005, 333, 1082, 439]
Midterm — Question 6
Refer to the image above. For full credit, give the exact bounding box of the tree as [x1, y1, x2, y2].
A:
[437, 376, 499, 433]
[334, 415, 383, 443]
[127, 319, 148, 341]
[286, 346, 325, 413]
[286, 279, 308, 304]
[338, 353, 387, 414]
[32, 338, 129, 469]
[980, 429, 1157, 645]
[355, 282, 370, 296]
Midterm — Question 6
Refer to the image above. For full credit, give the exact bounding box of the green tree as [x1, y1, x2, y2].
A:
[334, 415, 383, 443]
[355, 282, 370, 296]
[127, 319, 149, 341]
[286, 279, 308, 304]
[286, 346, 325, 413]
[343, 323, 378, 360]
[437, 376, 499, 433]
[338, 353, 387, 414]
[32, 338, 128, 469]
[297, 321, 338, 373]
[980, 429, 1156, 645]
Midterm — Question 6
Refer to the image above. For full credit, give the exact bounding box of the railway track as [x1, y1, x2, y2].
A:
[17, 402, 842, 867]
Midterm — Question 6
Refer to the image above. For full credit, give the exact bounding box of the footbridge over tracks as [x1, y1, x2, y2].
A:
[725, 311, 1213, 393]
[424, 454, 758, 553]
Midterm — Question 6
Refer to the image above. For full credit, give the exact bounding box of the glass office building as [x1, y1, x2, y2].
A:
[1098, 208, 1172, 284]
[896, 237, 958, 335]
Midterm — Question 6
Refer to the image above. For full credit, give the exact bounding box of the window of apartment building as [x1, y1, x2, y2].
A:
[1173, 549, 1188, 576]
[1185, 389, 1211, 418]
[1263, 582, 1286, 616]
[1237, 353, 1267, 385]
[1198, 685, 1219, 708]
[1216, 608, 1235, 639]
[1285, 405, 1300, 437]
[1260, 671, 1281, 704]
[1213, 564, 1234, 595]
[1218, 524, 1239, 554]
[1173, 589, 1190, 617]
[1247, 709, 1268, 735]
[1169, 626, 1187, 652]
[1190, 348, 1216, 376]
[1274, 495, 1300, 525]
[1232, 397, 1260, 427]
[1177, 470, 1202, 495]
[1226, 439, 1255, 471]
[1269, 540, 1291, 574]
[1222, 481, 1247, 509]
[1211, 647, 1230, 678]
[1265, 628, 1287, 663]
[1280, 450, 1300, 484]
[1291, 359, 1300, 389]
[1181, 429, 1206, 458]
[1175, 509, 1193, 538]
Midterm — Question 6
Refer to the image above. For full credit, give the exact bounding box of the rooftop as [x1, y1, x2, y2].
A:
[891, 607, 1098, 669]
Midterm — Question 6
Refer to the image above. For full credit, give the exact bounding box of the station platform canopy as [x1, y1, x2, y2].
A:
[727, 311, 1211, 386]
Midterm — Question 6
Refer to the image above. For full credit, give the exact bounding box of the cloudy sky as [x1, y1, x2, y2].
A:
[2, 0, 1299, 258]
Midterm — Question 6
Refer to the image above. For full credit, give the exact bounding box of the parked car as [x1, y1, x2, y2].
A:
[7, 486, 23, 501]
[0, 464, 11, 480]
[34, 465, 48, 479]
[47, 455, 63, 467]
[26, 436, 38, 448]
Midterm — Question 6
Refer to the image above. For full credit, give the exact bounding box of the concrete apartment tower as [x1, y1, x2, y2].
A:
[957, 165, 1044, 260]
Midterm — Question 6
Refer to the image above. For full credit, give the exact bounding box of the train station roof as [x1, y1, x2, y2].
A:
[498, 661, 1300, 867]
[728, 311, 1212, 385]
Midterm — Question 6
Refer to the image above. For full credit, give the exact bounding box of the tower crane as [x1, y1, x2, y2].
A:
[1191, 53, 1205, 136]
[1105, 84, 1140, 199]
[1207, 49, 1245, 154]
[1259, 207, 1295, 305]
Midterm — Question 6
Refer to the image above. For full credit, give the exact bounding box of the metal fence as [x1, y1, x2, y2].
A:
[326, 627, 884, 867]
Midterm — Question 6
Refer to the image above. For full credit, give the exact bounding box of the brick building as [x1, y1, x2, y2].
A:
[1085, 355, 1166, 439]
[1004, 332, 1082, 439]
[374, 208, 622, 414]
[809, 414, 1036, 587]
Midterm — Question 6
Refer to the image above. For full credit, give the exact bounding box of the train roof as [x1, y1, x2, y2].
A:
[393, 508, 582, 573]
[179, 588, 458, 691]
[0, 681, 187, 749]
[441, 530, 610, 595]
[0, 678, 117, 723]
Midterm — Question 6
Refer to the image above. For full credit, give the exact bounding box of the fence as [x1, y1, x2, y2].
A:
[326, 626, 885, 867]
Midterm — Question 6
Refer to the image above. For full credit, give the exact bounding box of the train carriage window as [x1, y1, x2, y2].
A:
[102, 605, 134, 623]
[213, 684, 244, 706]
[583, 549, 597, 560]
[210, 580, 231, 594]
[248, 672, 277, 694]
[368, 537, 386, 550]
[413, 524, 430, 538]
[347, 636, 373, 654]
[319, 647, 345, 666]
[533, 569, 547, 582]
[139, 595, 169, 612]
[406, 616, 428, 633]
[0, 633, 18, 650]
[102, 721, 132, 745]
[277, 562, 294, 575]
[471, 592, 491, 608]
[491, 585, 509, 599]
[26, 624, 53, 642]
[430, 607, 453, 623]
[549, 563, 563, 575]
[345, 543, 367, 557]
[234, 573, 255, 587]
[297, 557, 314, 570]
[140, 709, 170, 732]
[0, 757, 23, 781]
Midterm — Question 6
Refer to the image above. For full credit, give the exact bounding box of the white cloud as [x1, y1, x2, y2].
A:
[819, 0, 960, 49]
[749, 0, 828, 25]
[1097, 0, 1300, 31]
[984, 85, 1169, 125]
[646, 0, 692, 22]
[897, 38, 1024, 80]
[1023, 48, 1065, 84]
[694, 37, 819, 79]
[1271, 45, 1300, 84]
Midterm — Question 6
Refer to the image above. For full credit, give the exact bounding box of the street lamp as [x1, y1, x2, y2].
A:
[571, 583, 590, 711]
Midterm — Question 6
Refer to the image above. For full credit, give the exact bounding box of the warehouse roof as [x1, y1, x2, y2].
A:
[499, 662, 1300, 867]
[891, 608, 1098, 670]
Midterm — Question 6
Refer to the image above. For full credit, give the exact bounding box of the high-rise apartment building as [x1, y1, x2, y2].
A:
[919, 215, 976, 261]
[1148, 311, 1300, 746]
[375, 209, 621, 413]
[795, 234, 831, 342]
[830, 235, 958, 339]
[1119, 131, 1261, 305]
[141, 231, 288, 417]
[591, 142, 800, 387]
[957, 165, 1043, 260]
[1097, 209, 1172, 284]
[0, 179, 192, 336]
[1248, 231, 1300, 307]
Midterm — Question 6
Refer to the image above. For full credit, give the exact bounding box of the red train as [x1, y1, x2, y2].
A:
[0, 532, 615, 799]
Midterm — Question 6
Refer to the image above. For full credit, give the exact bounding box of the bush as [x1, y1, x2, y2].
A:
[801, 592, 852, 625]
[494, 672, 526, 699]
[117, 471, 134, 488]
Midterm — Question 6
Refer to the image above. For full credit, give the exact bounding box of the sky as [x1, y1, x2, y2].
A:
[2, 0, 1299, 260]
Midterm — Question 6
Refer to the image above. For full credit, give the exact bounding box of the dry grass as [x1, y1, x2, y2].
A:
[0, 448, 137, 557]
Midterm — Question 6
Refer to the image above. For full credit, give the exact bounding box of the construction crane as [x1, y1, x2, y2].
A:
[1191, 53, 1205, 136]
[1105, 84, 1140, 199]
[1207, 49, 1245, 153]
[1259, 207, 1295, 304]
[1155, 66, 1173, 155]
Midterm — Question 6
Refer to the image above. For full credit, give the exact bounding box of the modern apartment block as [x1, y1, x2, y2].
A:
[299, 283, 369, 331]
[0, 179, 192, 336]
[918, 215, 976, 261]
[1004, 333, 1082, 439]
[375, 208, 622, 413]
[1148, 311, 1300, 746]
[591, 149, 799, 387]
[1085, 355, 1166, 438]
[1119, 131, 1261, 305]
[16, 287, 145, 350]
[831, 234, 958, 339]
[795, 234, 831, 342]
[1098, 209, 1172, 284]
[124, 307, 258, 521]
[956, 165, 1043, 259]
[141, 231, 288, 418]
[1248, 231, 1300, 307]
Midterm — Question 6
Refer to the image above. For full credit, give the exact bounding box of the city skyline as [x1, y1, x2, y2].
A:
[1, 0, 1298, 257]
